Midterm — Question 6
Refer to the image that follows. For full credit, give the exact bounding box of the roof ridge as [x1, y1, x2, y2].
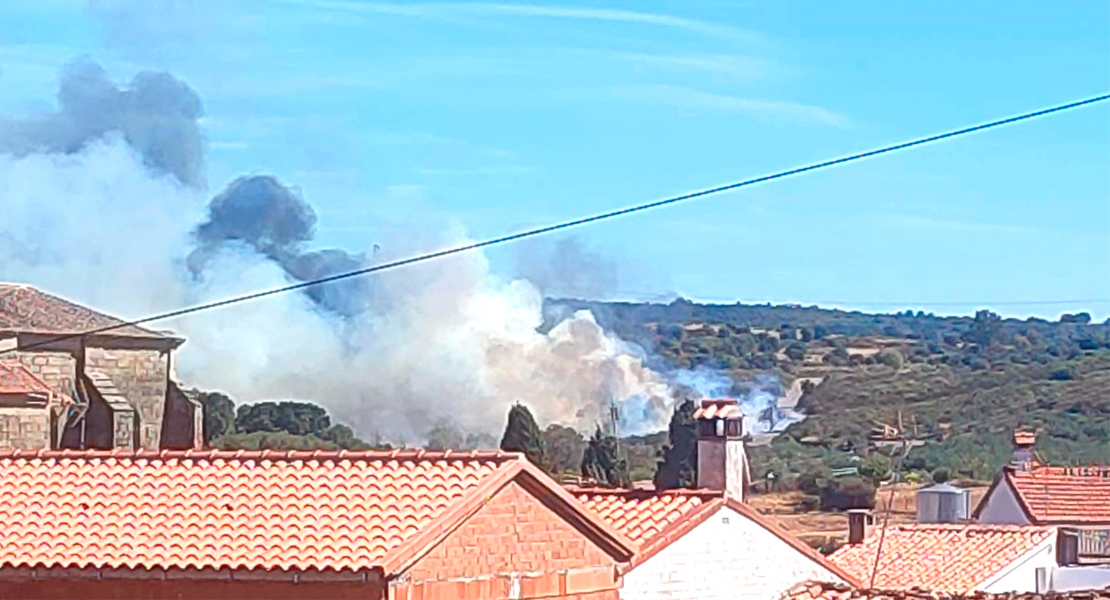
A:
[566, 485, 724, 498]
[0, 448, 527, 462]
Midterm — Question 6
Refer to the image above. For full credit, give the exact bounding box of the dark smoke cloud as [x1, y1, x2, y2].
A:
[0, 57, 204, 188]
[188, 175, 370, 316]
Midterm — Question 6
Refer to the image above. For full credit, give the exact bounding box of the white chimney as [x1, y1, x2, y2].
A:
[695, 399, 749, 501]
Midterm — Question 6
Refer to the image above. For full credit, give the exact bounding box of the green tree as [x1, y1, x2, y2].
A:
[653, 399, 698, 490]
[819, 477, 876, 511]
[464, 432, 498, 450]
[234, 401, 331, 437]
[198, 391, 235, 444]
[965, 310, 1002, 347]
[876, 348, 905, 369]
[213, 431, 340, 451]
[581, 426, 631, 488]
[499, 403, 547, 469]
[425, 419, 466, 450]
[542, 424, 587, 475]
[784, 341, 807, 362]
[859, 452, 893, 486]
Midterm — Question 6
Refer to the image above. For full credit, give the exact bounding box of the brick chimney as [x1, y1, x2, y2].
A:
[694, 399, 749, 501]
[847, 509, 873, 545]
[1011, 429, 1037, 472]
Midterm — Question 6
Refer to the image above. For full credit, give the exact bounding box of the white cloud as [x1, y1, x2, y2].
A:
[285, 1, 756, 38]
[415, 165, 537, 176]
[883, 214, 1035, 234]
[605, 84, 849, 127]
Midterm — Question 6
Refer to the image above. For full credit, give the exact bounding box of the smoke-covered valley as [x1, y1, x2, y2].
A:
[0, 58, 683, 441]
[0, 58, 795, 443]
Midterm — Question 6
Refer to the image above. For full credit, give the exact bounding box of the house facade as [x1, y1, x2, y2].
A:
[0, 448, 636, 600]
[0, 284, 202, 451]
[571, 398, 854, 600]
[575, 489, 855, 600]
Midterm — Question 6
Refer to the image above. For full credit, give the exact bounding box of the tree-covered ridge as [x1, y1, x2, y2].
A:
[549, 298, 1110, 485]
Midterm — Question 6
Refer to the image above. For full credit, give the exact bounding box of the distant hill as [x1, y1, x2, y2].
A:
[547, 297, 1110, 482]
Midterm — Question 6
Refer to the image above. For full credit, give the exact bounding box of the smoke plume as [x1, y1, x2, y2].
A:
[671, 368, 802, 435]
[511, 236, 619, 300]
[0, 57, 204, 188]
[0, 58, 678, 440]
[187, 175, 370, 316]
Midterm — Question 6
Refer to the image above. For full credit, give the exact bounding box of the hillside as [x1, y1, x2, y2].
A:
[547, 297, 1110, 482]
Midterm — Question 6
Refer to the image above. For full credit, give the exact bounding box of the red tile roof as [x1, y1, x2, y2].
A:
[0, 361, 53, 397]
[0, 449, 635, 574]
[1002, 466, 1110, 525]
[782, 581, 1110, 600]
[0, 284, 173, 341]
[572, 487, 718, 544]
[1013, 429, 1036, 447]
[571, 487, 860, 585]
[827, 524, 1055, 593]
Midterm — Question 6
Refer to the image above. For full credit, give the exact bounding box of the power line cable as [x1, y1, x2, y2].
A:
[868, 411, 913, 589]
[3, 92, 1108, 356]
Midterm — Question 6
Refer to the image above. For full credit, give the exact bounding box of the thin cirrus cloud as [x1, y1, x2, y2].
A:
[285, 1, 756, 39]
[415, 165, 537, 176]
[605, 84, 849, 128]
[883, 214, 1036, 235]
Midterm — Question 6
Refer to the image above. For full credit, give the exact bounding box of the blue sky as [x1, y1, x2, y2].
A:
[3, 0, 1109, 319]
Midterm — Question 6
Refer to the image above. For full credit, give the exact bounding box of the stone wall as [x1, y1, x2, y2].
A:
[85, 348, 168, 450]
[162, 383, 203, 450]
[0, 406, 51, 450]
[13, 351, 77, 397]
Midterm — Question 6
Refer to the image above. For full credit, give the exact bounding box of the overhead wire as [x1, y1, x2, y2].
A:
[2, 92, 1108, 356]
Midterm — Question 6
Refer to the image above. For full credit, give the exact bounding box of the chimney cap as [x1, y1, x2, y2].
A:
[1013, 429, 1037, 448]
[694, 399, 742, 421]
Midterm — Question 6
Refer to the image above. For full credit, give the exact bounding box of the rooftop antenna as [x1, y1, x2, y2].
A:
[609, 401, 622, 461]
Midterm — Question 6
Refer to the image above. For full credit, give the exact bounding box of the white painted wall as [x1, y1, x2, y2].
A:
[976, 480, 1032, 526]
[620, 506, 844, 600]
[979, 538, 1056, 593]
[1052, 565, 1110, 591]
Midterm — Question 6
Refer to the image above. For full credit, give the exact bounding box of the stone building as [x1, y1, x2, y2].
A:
[0, 283, 202, 450]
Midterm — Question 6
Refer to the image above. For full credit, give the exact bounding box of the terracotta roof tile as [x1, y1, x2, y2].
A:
[0, 361, 53, 397]
[827, 524, 1055, 593]
[781, 581, 1110, 600]
[1006, 466, 1110, 524]
[571, 487, 718, 544]
[572, 488, 860, 585]
[694, 399, 743, 420]
[0, 284, 170, 340]
[0, 449, 528, 572]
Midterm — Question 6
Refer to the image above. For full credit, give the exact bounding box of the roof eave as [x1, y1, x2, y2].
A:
[5, 331, 184, 352]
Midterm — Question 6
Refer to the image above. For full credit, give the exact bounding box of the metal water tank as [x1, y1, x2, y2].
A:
[916, 483, 971, 523]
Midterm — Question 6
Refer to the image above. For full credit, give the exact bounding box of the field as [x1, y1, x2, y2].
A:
[748, 483, 991, 553]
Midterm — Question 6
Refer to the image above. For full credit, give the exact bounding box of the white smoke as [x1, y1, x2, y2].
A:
[0, 126, 675, 441]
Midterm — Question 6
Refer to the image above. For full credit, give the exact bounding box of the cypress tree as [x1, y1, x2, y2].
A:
[653, 399, 699, 490]
[580, 426, 631, 488]
[499, 402, 547, 470]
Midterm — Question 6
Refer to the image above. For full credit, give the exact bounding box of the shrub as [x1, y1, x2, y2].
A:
[1049, 364, 1077, 381]
[818, 477, 876, 511]
[798, 494, 821, 512]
